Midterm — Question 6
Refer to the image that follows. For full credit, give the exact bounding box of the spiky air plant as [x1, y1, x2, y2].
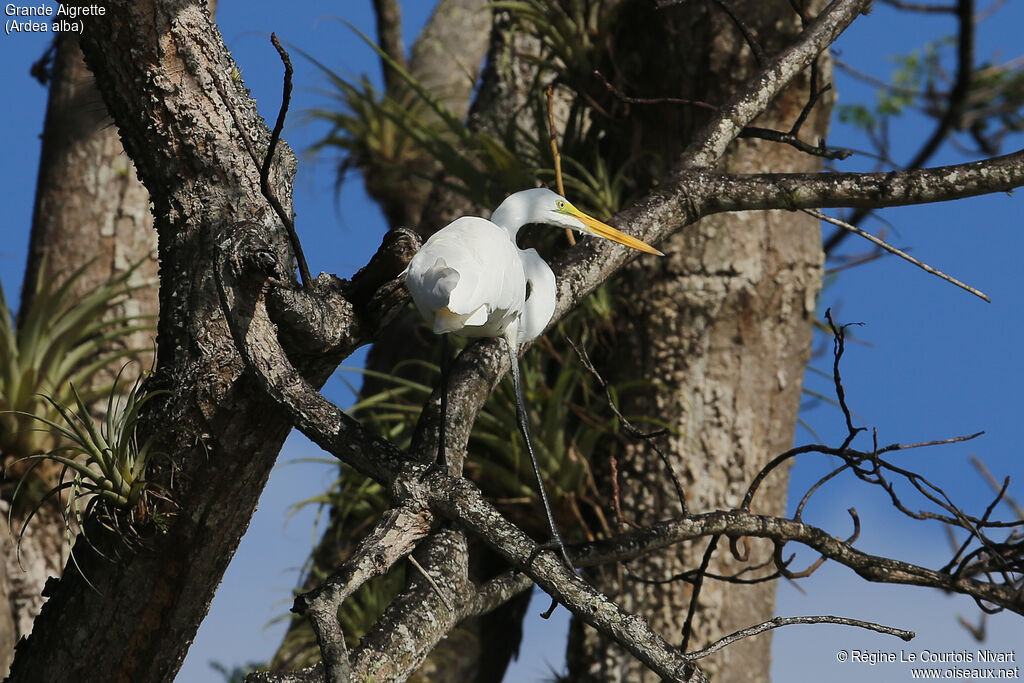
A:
[1, 260, 152, 475]
[7, 368, 171, 579]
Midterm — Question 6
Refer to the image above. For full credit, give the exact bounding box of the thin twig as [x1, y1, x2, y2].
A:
[707, 0, 767, 66]
[809, 209, 990, 302]
[740, 126, 851, 159]
[546, 85, 575, 246]
[789, 59, 824, 135]
[680, 535, 721, 652]
[609, 451, 625, 533]
[262, 34, 312, 288]
[687, 615, 915, 659]
[566, 336, 686, 516]
[408, 554, 453, 612]
[971, 456, 1024, 520]
[593, 70, 717, 111]
[825, 308, 865, 449]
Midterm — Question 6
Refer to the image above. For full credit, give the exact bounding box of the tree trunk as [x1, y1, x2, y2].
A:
[1, 26, 161, 674]
[568, 3, 830, 682]
[5, 0, 216, 665]
[4, 2, 312, 680]
[21, 33, 157, 332]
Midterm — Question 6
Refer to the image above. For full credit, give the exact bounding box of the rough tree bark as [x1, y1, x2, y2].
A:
[570, 2, 830, 681]
[4, 2, 320, 681]
[7, 0, 1023, 681]
[1, 29, 157, 676]
[4, 3, 218, 670]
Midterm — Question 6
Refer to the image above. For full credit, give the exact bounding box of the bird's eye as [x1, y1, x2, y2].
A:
[556, 200, 565, 210]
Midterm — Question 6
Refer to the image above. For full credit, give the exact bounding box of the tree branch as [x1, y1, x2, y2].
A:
[680, 0, 871, 169]
[546, 149, 1024, 328]
[290, 505, 433, 683]
[687, 615, 915, 660]
[431, 475, 708, 682]
[824, 0, 975, 252]
[806, 209, 990, 301]
[347, 529, 472, 681]
[570, 511, 1023, 614]
[372, 0, 407, 94]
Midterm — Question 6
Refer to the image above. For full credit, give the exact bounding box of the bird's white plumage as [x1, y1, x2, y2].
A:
[400, 188, 661, 568]
[403, 216, 527, 339]
[401, 187, 661, 346]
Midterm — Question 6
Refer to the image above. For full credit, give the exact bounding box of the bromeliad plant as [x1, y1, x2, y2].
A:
[8, 368, 171, 562]
[0, 260, 152, 467]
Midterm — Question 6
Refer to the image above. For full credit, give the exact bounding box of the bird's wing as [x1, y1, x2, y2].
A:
[516, 247, 557, 344]
[405, 217, 527, 337]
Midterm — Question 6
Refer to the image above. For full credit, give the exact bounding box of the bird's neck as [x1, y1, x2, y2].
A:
[489, 203, 528, 240]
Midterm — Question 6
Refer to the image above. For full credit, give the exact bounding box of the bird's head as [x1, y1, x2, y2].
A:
[491, 188, 664, 256]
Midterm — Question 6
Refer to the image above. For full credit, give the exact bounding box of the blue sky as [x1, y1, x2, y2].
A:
[1, 2, 1021, 681]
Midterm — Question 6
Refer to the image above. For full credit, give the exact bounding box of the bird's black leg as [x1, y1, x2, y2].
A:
[506, 339, 575, 573]
[436, 333, 451, 468]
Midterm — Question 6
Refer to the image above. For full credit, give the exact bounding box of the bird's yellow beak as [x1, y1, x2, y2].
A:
[560, 205, 664, 256]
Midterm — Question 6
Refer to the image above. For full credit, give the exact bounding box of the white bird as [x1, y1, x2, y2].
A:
[402, 188, 662, 567]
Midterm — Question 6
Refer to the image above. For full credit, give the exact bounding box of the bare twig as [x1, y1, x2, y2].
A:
[707, 0, 767, 66]
[546, 85, 575, 246]
[740, 53, 851, 160]
[593, 70, 717, 111]
[740, 125, 851, 159]
[566, 336, 686, 516]
[972, 456, 1024, 520]
[824, 308, 865, 448]
[408, 554, 453, 612]
[680, 535, 721, 652]
[808, 209, 990, 302]
[687, 615, 915, 659]
[261, 34, 312, 289]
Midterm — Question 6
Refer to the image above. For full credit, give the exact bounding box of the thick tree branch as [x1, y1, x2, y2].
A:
[824, 0, 975, 251]
[347, 529, 472, 681]
[547, 148, 1024, 327]
[290, 505, 433, 683]
[680, 0, 871, 169]
[429, 475, 707, 682]
[212, 225, 409, 485]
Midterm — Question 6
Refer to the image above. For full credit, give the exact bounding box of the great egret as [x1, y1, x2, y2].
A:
[402, 188, 662, 567]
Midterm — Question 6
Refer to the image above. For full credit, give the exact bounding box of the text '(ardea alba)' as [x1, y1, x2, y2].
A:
[402, 188, 662, 567]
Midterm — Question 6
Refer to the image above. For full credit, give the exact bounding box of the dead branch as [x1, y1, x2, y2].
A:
[688, 615, 914, 659]
[261, 34, 312, 289]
